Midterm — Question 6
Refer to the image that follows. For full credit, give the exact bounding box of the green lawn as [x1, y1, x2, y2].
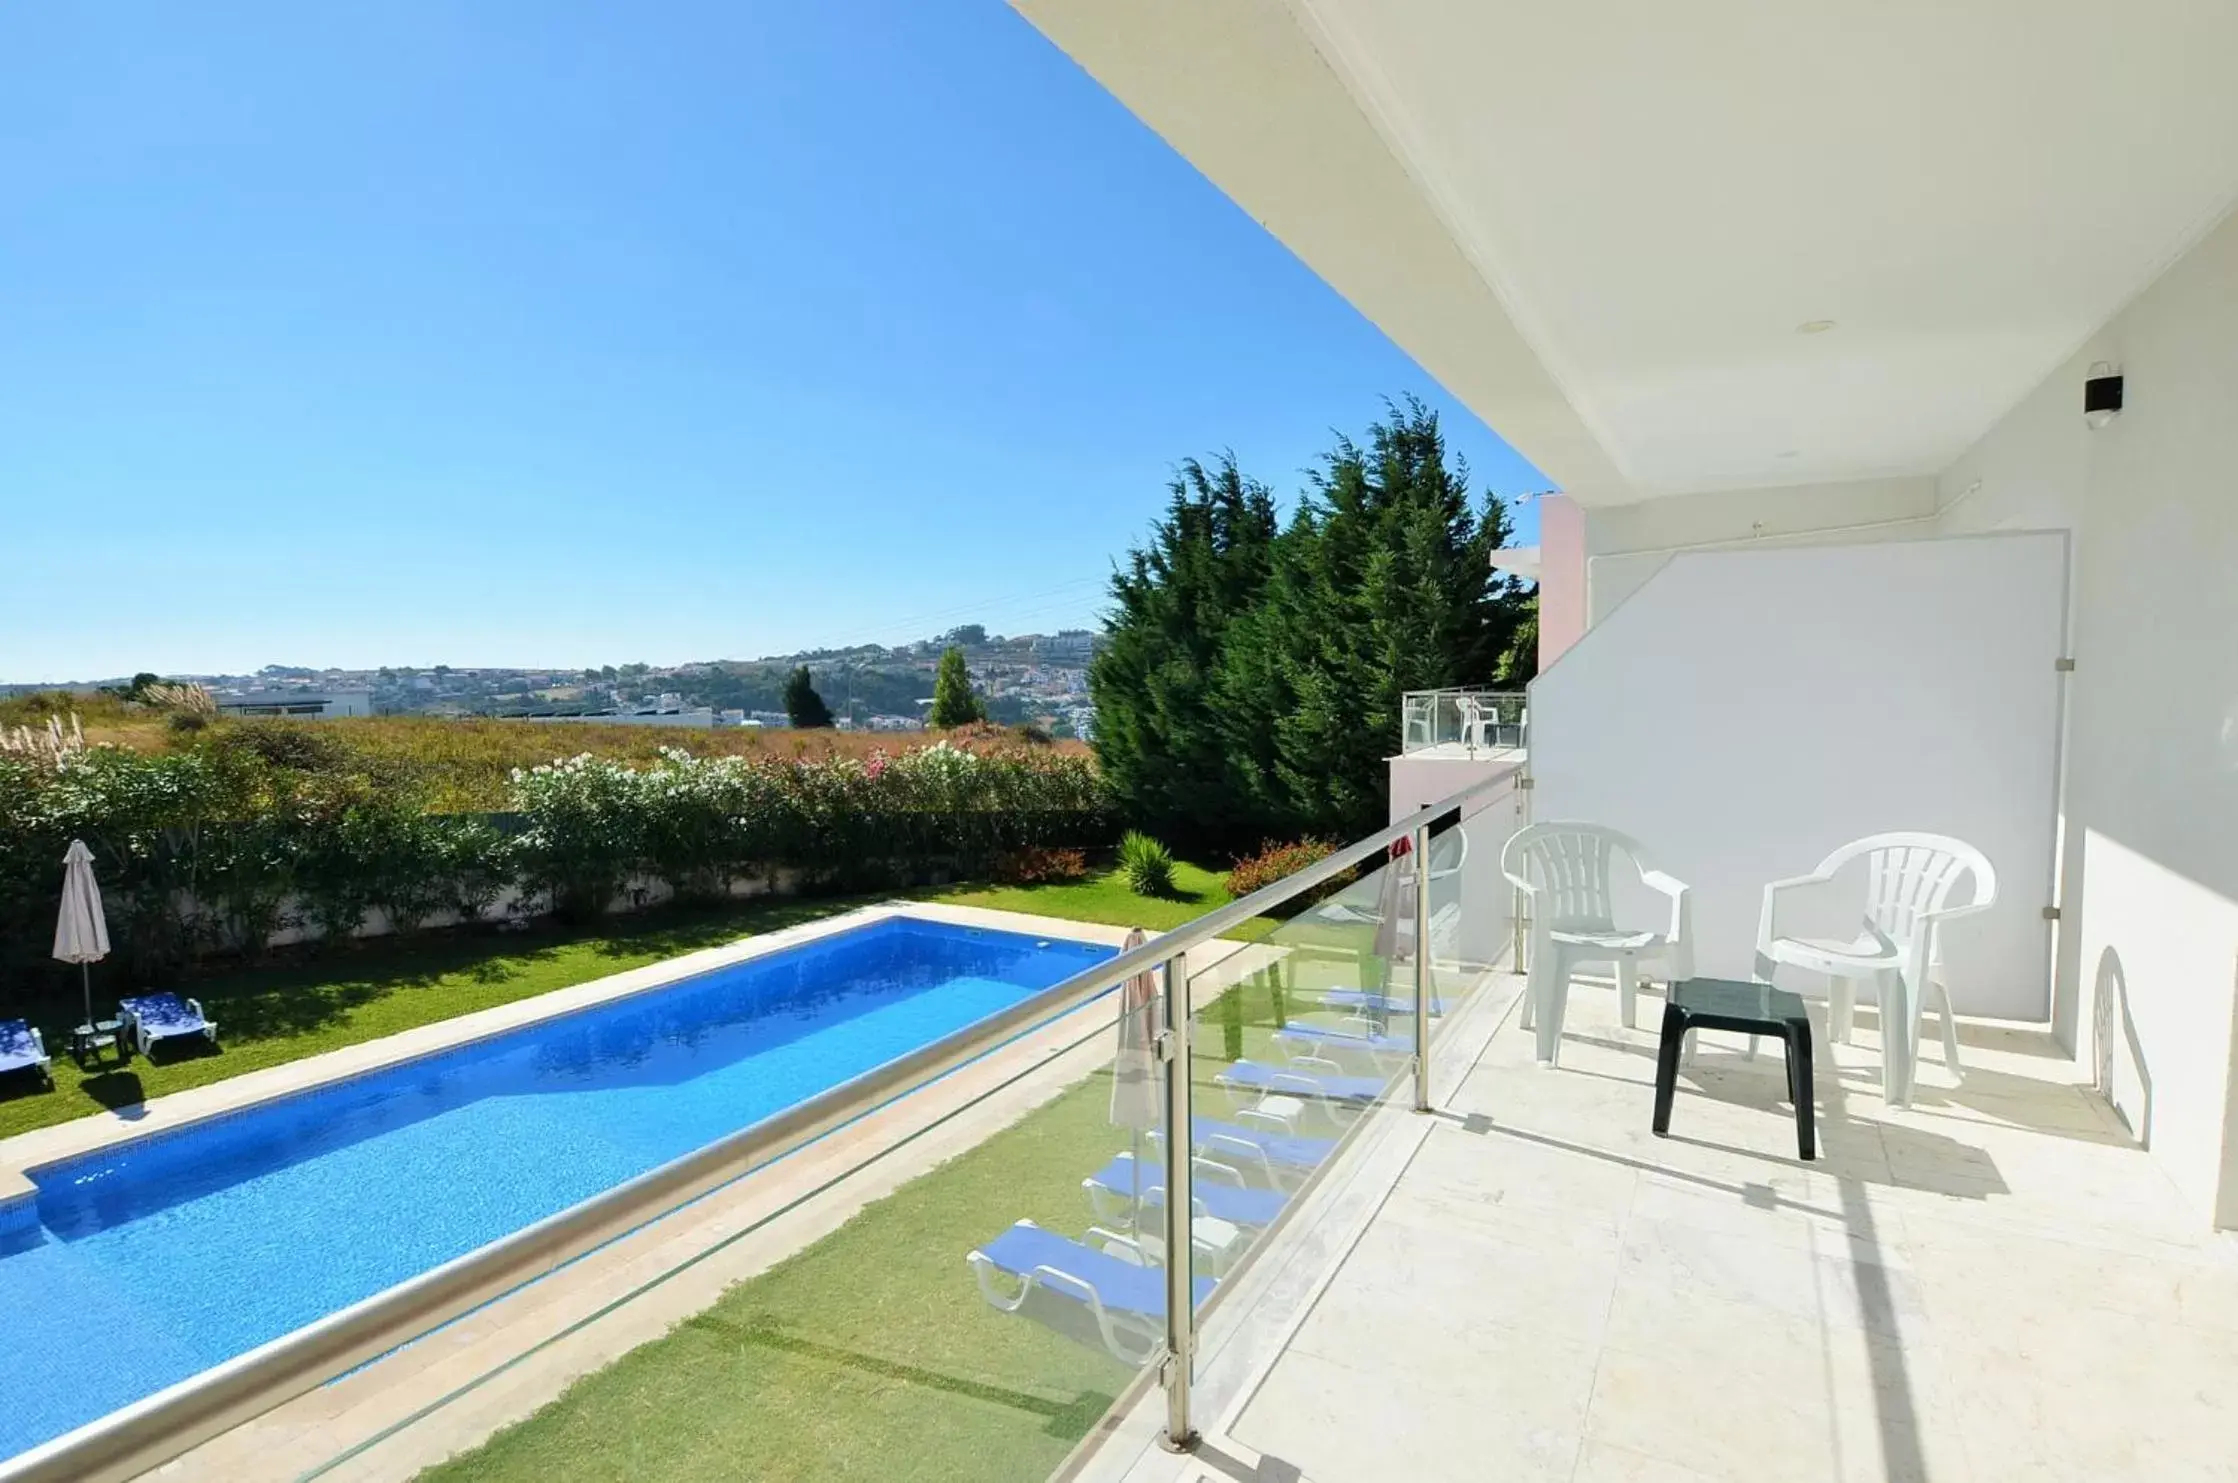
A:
[0, 862, 1233, 1143]
[912, 858, 1233, 933]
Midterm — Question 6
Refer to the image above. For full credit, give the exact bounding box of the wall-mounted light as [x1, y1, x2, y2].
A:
[2084, 362, 2124, 429]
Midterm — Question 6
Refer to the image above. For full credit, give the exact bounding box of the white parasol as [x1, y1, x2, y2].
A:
[53, 839, 111, 1031]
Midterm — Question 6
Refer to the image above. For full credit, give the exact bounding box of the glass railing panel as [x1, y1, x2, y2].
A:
[1426, 781, 1528, 1087]
[1173, 851, 1430, 1315]
[155, 996, 1164, 1483]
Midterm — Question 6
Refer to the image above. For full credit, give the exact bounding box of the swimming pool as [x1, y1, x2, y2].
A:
[0, 915, 1113, 1461]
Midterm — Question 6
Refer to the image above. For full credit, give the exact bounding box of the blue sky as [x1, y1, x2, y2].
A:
[0, 1, 1544, 684]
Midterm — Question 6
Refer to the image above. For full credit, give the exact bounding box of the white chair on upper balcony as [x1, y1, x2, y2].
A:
[1502, 822, 1694, 1067]
[1455, 695, 1494, 755]
[1754, 832, 1995, 1107]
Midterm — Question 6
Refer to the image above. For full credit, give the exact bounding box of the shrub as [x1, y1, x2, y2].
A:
[1118, 830, 1176, 897]
[213, 720, 355, 775]
[991, 845, 1088, 885]
[1226, 838, 1349, 903]
[0, 734, 1112, 1007]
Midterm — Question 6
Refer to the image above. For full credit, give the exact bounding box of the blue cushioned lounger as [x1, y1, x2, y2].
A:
[1085, 1153, 1288, 1228]
[1216, 1060, 1387, 1103]
[1317, 988, 1445, 1016]
[0, 1020, 51, 1087]
[1273, 1025, 1414, 1058]
[118, 994, 218, 1056]
[1191, 1117, 1336, 1172]
[968, 1219, 1214, 1364]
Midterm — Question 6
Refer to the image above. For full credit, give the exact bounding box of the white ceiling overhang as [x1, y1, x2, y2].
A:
[1014, 0, 2238, 505]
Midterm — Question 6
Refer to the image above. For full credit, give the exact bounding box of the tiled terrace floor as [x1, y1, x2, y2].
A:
[1106, 977, 2238, 1483]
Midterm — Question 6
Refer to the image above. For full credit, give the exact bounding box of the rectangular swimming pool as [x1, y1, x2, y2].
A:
[0, 915, 1114, 1462]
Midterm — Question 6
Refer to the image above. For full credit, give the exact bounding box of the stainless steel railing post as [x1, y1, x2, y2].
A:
[1158, 950, 1198, 1452]
[1412, 823, 1433, 1113]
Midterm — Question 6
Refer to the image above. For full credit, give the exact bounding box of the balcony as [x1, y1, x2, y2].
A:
[1069, 975, 2238, 1483]
[1399, 688, 1527, 759]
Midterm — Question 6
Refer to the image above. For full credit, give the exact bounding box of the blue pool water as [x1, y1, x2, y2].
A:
[0, 917, 1111, 1460]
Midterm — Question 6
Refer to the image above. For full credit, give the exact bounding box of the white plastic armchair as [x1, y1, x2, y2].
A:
[1501, 822, 1694, 1067]
[1455, 695, 1493, 754]
[1754, 832, 1995, 1107]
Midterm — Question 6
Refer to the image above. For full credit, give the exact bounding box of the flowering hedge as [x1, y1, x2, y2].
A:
[510, 743, 1107, 920]
[0, 739, 1109, 1008]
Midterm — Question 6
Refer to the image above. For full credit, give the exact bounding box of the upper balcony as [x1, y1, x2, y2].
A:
[1399, 688, 1527, 760]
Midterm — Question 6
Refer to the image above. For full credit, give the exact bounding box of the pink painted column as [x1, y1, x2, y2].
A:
[1536, 494, 1587, 670]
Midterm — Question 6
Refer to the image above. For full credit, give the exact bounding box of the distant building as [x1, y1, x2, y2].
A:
[865, 714, 925, 732]
[515, 694, 716, 728]
[214, 690, 374, 720]
[1032, 630, 1099, 663]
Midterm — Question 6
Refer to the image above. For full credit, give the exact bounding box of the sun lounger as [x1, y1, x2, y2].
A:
[117, 994, 218, 1056]
[1216, 1059, 1390, 1136]
[1273, 1025, 1415, 1066]
[1216, 1059, 1387, 1103]
[1145, 1119, 1337, 1194]
[968, 1219, 1214, 1365]
[1183, 1118, 1337, 1173]
[1084, 1152, 1289, 1229]
[1316, 988, 1445, 1016]
[0, 1020, 51, 1087]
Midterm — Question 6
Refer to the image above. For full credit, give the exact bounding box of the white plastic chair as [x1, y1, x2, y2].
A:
[1501, 822, 1694, 1066]
[1754, 833, 1995, 1107]
[1455, 695, 1493, 755]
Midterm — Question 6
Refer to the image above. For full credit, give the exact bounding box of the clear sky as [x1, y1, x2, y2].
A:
[0, 0, 1545, 684]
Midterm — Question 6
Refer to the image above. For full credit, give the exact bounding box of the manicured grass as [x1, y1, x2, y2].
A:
[0, 864, 1232, 1142]
[911, 859, 1234, 933]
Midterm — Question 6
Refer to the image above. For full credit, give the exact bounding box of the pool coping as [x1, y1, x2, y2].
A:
[0, 902, 1133, 1221]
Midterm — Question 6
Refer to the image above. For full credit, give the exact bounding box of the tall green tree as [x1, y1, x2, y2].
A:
[781, 666, 833, 728]
[1088, 456, 1280, 849]
[927, 646, 984, 728]
[1096, 401, 1534, 849]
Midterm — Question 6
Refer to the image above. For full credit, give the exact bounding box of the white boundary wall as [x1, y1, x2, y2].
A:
[1528, 530, 2067, 1020]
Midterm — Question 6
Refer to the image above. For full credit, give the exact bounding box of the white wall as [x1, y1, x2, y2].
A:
[1531, 532, 2067, 1019]
[1933, 206, 2238, 1226]
[1584, 477, 1939, 625]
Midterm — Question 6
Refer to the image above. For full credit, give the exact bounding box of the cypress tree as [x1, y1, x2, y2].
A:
[1094, 401, 1532, 850]
[928, 647, 984, 728]
[782, 666, 834, 728]
[1089, 456, 1278, 849]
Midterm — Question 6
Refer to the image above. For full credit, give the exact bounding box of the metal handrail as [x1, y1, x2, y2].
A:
[1, 767, 1520, 1483]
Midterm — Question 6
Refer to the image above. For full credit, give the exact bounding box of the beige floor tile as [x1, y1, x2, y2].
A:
[1586, 1342, 1970, 1483]
[1308, 1199, 1624, 1352]
[1618, 1212, 1930, 1342]
[1238, 1342, 1590, 1482]
[1569, 1438, 1723, 1483]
